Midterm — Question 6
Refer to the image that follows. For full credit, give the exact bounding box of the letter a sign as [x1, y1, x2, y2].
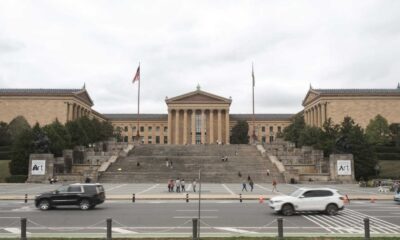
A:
[31, 160, 46, 175]
[337, 160, 351, 176]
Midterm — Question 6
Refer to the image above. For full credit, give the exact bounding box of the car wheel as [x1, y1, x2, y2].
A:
[325, 204, 338, 216]
[79, 199, 91, 210]
[38, 199, 51, 211]
[281, 204, 294, 216]
[89, 204, 96, 209]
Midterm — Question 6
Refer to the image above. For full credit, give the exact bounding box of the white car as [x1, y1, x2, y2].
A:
[394, 191, 400, 203]
[269, 188, 345, 216]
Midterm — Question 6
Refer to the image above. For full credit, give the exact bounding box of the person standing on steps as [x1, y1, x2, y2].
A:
[170, 160, 173, 169]
[249, 178, 254, 192]
[192, 179, 197, 192]
[242, 180, 248, 192]
[267, 169, 270, 176]
[176, 178, 181, 193]
[181, 179, 186, 192]
[272, 179, 278, 192]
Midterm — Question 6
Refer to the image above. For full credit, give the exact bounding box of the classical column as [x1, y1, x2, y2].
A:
[191, 110, 196, 144]
[304, 110, 308, 125]
[66, 103, 70, 122]
[217, 109, 222, 143]
[209, 109, 214, 144]
[167, 109, 172, 144]
[160, 124, 164, 145]
[183, 109, 188, 144]
[144, 124, 148, 144]
[319, 104, 323, 127]
[321, 103, 326, 125]
[311, 108, 314, 127]
[225, 109, 230, 144]
[175, 110, 180, 144]
[201, 109, 205, 144]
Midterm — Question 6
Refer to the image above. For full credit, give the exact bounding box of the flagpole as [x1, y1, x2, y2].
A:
[136, 62, 141, 141]
[252, 62, 256, 144]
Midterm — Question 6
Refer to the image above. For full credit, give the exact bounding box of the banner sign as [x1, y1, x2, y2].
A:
[31, 160, 46, 175]
[337, 160, 351, 176]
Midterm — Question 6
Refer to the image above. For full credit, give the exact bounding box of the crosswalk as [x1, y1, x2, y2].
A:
[302, 209, 400, 234]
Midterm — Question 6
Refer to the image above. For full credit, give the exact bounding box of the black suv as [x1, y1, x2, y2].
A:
[35, 183, 105, 210]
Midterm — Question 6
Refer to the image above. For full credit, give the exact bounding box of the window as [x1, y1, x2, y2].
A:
[314, 190, 333, 197]
[303, 191, 317, 198]
[132, 136, 135, 141]
[278, 126, 282, 133]
[164, 136, 168, 144]
[148, 136, 152, 144]
[156, 126, 160, 132]
[269, 136, 274, 143]
[68, 186, 82, 193]
[156, 136, 160, 144]
[57, 186, 69, 193]
[164, 127, 168, 132]
[269, 126, 273, 133]
[132, 126, 136, 132]
[124, 136, 128, 142]
[124, 126, 128, 132]
[262, 136, 266, 143]
[262, 126, 266, 132]
[140, 136, 144, 144]
[148, 126, 152, 132]
[140, 126, 144, 132]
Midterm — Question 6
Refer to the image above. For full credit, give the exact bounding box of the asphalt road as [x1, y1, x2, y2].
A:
[0, 200, 399, 238]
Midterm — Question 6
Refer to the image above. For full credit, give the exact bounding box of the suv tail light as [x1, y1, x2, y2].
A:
[339, 197, 345, 200]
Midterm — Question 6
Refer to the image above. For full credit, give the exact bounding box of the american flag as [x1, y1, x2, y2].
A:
[133, 65, 140, 83]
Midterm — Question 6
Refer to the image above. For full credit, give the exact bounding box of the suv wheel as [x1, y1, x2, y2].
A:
[325, 204, 338, 216]
[38, 199, 51, 211]
[80, 199, 91, 210]
[281, 204, 294, 216]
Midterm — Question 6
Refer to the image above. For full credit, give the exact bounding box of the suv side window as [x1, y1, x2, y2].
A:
[303, 191, 317, 198]
[57, 185, 69, 193]
[68, 186, 82, 193]
[314, 190, 333, 197]
[84, 186, 97, 194]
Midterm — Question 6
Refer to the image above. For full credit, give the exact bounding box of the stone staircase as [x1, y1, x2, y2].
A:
[98, 144, 284, 183]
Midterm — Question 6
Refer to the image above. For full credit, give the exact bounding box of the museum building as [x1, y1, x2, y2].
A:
[1, 84, 400, 145]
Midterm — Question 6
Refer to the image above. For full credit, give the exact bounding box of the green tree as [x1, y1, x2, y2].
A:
[319, 118, 340, 156]
[298, 126, 322, 147]
[7, 116, 30, 142]
[365, 114, 390, 145]
[66, 120, 89, 146]
[0, 122, 11, 146]
[114, 126, 123, 142]
[43, 120, 71, 157]
[282, 114, 305, 147]
[389, 123, 400, 147]
[230, 120, 249, 144]
[336, 116, 376, 179]
[9, 128, 34, 175]
[99, 121, 114, 141]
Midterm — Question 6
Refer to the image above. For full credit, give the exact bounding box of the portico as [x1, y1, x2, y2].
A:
[165, 87, 231, 145]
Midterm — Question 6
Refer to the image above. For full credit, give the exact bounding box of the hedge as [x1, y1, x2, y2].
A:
[0, 145, 11, 151]
[375, 146, 400, 153]
[5, 175, 27, 183]
[377, 153, 400, 160]
[0, 151, 10, 160]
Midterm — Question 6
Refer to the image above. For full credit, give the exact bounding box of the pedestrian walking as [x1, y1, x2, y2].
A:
[168, 179, 172, 192]
[242, 181, 248, 192]
[166, 159, 169, 167]
[170, 161, 173, 169]
[267, 169, 270, 176]
[272, 179, 278, 192]
[171, 180, 175, 192]
[249, 179, 254, 192]
[393, 181, 399, 193]
[176, 178, 181, 193]
[181, 179, 186, 192]
[247, 175, 251, 181]
[238, 171, 242, 178]
[192, 179, 197, 192]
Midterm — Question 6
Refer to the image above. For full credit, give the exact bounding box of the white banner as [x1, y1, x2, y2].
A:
[31, 160, 46, 175]
[337, 160, 351, 176]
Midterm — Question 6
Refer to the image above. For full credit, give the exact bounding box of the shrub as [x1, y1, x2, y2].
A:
[5, 175, 27, 183]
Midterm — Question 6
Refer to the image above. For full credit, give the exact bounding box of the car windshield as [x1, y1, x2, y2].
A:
[290, 189, 303, 197]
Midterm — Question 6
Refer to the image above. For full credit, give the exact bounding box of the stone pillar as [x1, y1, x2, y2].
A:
[168, 109, 172, 144]
[217, 109, 222, 143]
[160, 124, 164, 145]
[191, 110, 196, 144]
[201, 109, 205, 144]
[311, 107, 315, 127]
[66, 103, 70, 122]
[209, 109, 214, 144]
[175, 110, 180, 144]
[225, 109, 230, 144]
[72, 104, 75, 120]
[321, 103, 326, 125]
[183, 109, 188, 144]
[305, 110, 308, 125]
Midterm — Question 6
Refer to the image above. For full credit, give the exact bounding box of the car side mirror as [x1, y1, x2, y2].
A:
[53, 190, 59, 194]
[299, 195, 304, 198]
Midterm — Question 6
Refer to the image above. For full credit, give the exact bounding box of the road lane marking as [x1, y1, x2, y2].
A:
[106, 184, 127, 192]
[256, 184, 286, 195]
[4, 228, 30, 234]
[176, 210, 218, 212]
[137, 184, 160, 194]
[215, 227, 257, 234]
[222, 184, 235, 195]
[112, 228, 137, 234]
[302, 215, 334, 234]
[173, 216, 218, 219]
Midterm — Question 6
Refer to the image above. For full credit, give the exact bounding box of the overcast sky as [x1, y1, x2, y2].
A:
[0, 0, 399, 114]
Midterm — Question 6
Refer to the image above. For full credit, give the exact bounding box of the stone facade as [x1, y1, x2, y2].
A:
[303, 85, 400, 128]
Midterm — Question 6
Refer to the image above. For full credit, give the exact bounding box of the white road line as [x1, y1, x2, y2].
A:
[112, 227, 137, 234]
[255, 184, 286, 196]
[222, 184, 235, 195]
[343, 209, 400, 234]
[106, 184, 127, 192]
[4, 228, 31, 234]
[176, 210, 218, 212]
[302, 215, 335, 234]
[137, 184, 160, 194]
[173, 216, 218, 219]
[345, 209, 400, 229]
[215, 227, 258, 234]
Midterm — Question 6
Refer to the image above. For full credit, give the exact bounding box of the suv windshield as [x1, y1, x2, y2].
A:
[290, 189, 303, 197]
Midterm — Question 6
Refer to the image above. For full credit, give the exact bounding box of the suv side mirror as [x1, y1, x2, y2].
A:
[53, 190, 59, 194]
[299, 195, 304, 198]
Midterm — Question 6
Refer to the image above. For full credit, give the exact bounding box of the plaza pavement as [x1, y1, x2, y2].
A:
[0, 183, 395, 201]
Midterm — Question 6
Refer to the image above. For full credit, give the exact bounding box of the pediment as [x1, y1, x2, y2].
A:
[166, 90, 231, 104]
[75, 90, 94, 106]
[302, 89, 320, 106]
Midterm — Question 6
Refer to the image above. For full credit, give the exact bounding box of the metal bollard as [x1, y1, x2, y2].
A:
[239, 193, 242, 203]
[132, 193, 135, 203]
[192, 218, 198, 240]
[106, 218, 112, 240]
[277, 217, 283, 240]
[186, 193, 189, 203]
[24, 194, 28, 203]
[21, 218, 27, 240]
[364, 218, 370, 240]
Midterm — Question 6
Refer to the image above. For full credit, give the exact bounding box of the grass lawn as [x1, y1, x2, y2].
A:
[0, 160, 10, 183]
[379, 160, 400, 178]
